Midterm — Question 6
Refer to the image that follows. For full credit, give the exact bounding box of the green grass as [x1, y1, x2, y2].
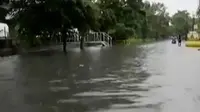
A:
[117, 38, 155, 45]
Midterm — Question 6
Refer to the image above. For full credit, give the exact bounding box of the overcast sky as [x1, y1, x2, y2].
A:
[147, 0, 199, 16]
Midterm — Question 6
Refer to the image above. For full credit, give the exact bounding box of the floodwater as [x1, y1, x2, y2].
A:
[1, 40, 200, 112]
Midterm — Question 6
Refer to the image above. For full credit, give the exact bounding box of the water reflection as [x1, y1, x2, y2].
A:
[0, 42, 161, 112]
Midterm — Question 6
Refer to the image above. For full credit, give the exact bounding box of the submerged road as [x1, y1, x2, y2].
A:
[1, 40, 200, 112]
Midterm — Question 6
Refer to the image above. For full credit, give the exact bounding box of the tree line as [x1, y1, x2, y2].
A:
[0, 0, 194, 52]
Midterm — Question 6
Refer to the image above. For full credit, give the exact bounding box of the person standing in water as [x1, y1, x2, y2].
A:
[178, 34, 182, 46]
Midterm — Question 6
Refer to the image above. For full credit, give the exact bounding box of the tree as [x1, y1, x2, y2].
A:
[95, 0, 146, 41]
[8, 0, 99, 52]
[1, 0, 182, 51]
[0, 0, 10, 23]
[171, 10, 192, 36]
[144, 1, 170, 39]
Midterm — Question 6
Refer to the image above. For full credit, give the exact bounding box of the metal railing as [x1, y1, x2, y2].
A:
[66, 31, 112, 45]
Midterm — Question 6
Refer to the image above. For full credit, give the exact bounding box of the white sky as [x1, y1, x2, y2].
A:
[147, 0, 199, 16]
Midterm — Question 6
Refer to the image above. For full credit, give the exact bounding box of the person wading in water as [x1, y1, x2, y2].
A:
[178, 35, 182, 46]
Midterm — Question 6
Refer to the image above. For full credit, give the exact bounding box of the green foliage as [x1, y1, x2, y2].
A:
[1, 0, 192, 48]
[171, 10, 192, 35]
[144, 1, 170, 39]
[196, 19, 200, 33]
[6, 0, 100, 47]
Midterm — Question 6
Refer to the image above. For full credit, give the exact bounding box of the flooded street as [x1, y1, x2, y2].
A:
[1, 40, 200, 112]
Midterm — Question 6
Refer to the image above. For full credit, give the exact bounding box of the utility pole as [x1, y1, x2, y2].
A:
[192, 14, 195, 31]
[199, 0, 200, 10]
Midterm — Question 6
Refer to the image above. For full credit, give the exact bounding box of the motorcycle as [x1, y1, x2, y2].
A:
[171, 38, 176, 44]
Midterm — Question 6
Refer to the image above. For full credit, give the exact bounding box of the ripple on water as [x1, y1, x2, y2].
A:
[57, 99, 79, 104]
[110, 102, 163, 109]
[49, 87, 69, 92]
[103, 89, 127, 93]
[106, 74, 118, 77]
[75, 80, 91, 84]
[89, 77, 117, 83]
[119, 78, 137, 82]
[73, 91, 142, 98]
[48, 79, 63, 84]
[75, 77, 117, 84]
[96, 108, 157, 112]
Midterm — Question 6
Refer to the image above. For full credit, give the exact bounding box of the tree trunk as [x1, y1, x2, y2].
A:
[155, 32, 158, 41]
[142, 17, 147, 41]
[61, 27, 67, 53]
[80, 36, 84, 50]
[62, 36, 66, 53]
[79, 31, 86, 50]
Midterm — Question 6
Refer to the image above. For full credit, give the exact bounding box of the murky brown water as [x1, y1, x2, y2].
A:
[1, 40, 200, 112]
